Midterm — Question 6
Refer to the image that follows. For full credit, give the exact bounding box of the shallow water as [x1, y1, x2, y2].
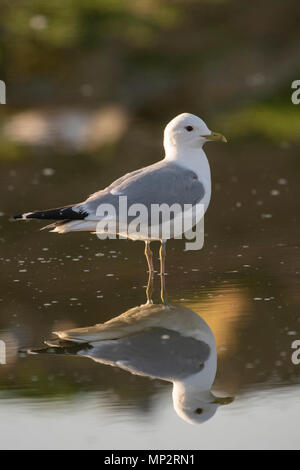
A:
[0, 137, 300, 449]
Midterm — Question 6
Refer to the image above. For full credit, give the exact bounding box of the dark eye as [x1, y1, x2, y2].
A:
[185, 125, 193, 132]
[195, 408, 203, 414]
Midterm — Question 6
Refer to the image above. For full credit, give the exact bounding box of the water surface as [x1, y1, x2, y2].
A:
[0, 138, 299, 449]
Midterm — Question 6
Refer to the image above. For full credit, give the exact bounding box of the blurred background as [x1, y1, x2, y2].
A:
[0, 0, 300, 449]
[1, 0, 300, 152]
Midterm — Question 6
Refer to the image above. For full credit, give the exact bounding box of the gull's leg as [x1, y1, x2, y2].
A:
[145, 241, 154, 304]
[159, 240, 166, 275]
[144, 241, 154, 274]
[146, 268, 154, 304]
[159, 240, 168, 305]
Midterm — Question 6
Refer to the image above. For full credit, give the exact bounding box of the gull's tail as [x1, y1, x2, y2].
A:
[13, 205, 88, 221]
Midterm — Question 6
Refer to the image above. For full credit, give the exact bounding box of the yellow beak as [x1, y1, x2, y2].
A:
[203, 131, 227, 143]
[212, 396, 234, 405]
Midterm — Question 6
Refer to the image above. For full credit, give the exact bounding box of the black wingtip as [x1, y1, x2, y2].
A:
[13, 205, 88, 221]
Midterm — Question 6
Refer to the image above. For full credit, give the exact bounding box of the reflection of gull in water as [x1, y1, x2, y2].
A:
[32, 301, 233, 424]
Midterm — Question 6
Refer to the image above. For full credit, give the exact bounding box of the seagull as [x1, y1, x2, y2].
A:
[27, 301, 233, 424]
[14, 113, 226, 277]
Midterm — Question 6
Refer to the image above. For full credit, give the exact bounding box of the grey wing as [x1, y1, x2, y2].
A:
[84, 327, 211, 381]
[79, 161, 205, 217]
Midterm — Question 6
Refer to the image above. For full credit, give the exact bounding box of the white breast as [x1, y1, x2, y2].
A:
[165, 148, 211, 213]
